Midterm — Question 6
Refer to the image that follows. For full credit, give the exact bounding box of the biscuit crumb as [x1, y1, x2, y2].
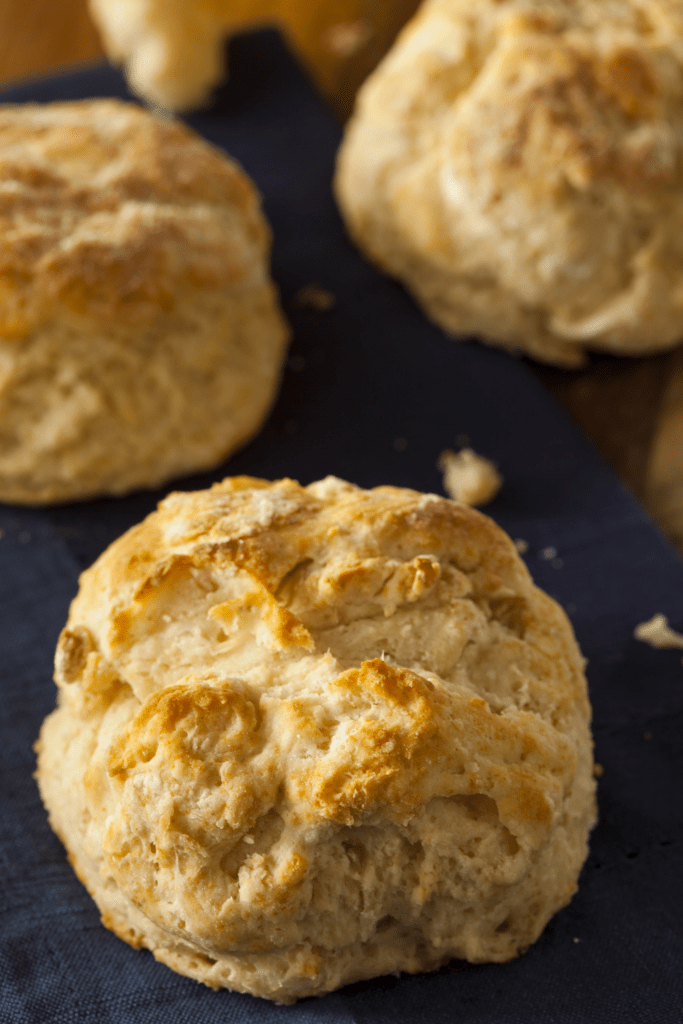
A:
[540, 547, 558, 561]
[438, 448, 502, 506]
[644, 731, 653, 741]
[322, 20, 373, 58]
[295, 284, 336, 310]
[593, 763, 604, 778]
[634, 614, 683, 649]
[514, 539, 529, 554]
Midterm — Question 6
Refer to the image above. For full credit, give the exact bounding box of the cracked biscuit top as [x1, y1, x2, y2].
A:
[38, 476, 596, 1002]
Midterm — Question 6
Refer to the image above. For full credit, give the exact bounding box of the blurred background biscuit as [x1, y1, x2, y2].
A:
[0, 99, 289, 503]
[86, 0, 422, 118]
[336, 0, 683, 367]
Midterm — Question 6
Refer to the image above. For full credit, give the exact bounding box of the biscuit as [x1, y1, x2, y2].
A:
[87, 0, 421, 116]
[89, 0, 229, 111]
[37, 475, 596, 1002]
[0, 99, 288, 503]
[335, 0, 683, 366]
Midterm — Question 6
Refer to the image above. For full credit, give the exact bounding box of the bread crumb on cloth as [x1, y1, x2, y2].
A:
[438, 448, 503, 506]
[634, 613, 683, 649]
[37, 475, 595, 1002]
[294, 284, 336, 310]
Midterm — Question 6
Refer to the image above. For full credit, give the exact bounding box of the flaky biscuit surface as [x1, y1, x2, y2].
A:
[0, 99, 288, 502]
[336, 0, 683, 365]
[37, 475, 595, 1002]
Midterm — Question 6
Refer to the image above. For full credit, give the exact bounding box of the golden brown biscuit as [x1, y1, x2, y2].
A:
[0, 99, 288, 503]
[37, 475, 596, 1002]
[335, 0, 683, 366]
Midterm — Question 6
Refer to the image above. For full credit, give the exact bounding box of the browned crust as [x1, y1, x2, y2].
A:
[37, 475, 596, 1001]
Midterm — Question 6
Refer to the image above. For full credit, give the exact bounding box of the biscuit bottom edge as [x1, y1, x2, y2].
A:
[37, 698, 593, 1004]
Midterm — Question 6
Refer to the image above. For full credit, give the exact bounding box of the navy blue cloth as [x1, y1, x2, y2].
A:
[0, 31, 682, 1023]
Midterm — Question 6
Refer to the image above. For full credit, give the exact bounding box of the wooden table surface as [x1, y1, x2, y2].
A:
[2, 0, 683, 553]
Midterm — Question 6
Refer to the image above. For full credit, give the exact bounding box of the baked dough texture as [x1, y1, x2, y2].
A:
[87, 0, 420, 116]
[89, 0, 231, 111]
[335, 0, 683, 366]
[37, 475, 596, 1002]
[0, 99, 288, 503]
